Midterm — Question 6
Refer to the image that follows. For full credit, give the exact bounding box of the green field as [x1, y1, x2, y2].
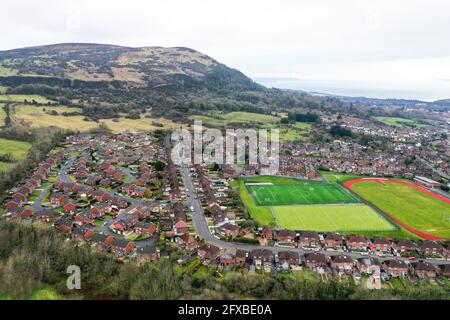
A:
[248, 182, 359, 206]
[0, 94, 53, 104]
[0, 103, 6, 126]
[349, 181, 450, 238]
[273, 205, 396, 232]
[0, 137, 32, 172]
[320, 171, 365, 184]
[374, 116, 429, 128]
[239, 179, 275, 226]
[190, 112, 311, 142]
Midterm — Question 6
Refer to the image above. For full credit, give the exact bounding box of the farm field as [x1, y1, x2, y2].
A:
[346, 179, 450, 239]
[248, 182, 359, 206]
[10, 105, 182, 133]
[273, 204, 396, 232]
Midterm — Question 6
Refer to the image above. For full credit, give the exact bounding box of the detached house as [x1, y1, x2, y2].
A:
[111, 238, 135, 259]
[6, 207, 33, 219]
[133, 221, 157, 236]
[176, 233, 198, 252]
[198, 244, 220, 265]
[219, 223, 240, 239]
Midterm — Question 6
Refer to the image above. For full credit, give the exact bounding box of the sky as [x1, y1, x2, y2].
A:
[1, 0, 449, 101]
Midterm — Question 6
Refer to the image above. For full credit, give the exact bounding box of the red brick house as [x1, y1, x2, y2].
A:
[330, 255, 354, 273]
[4, 201, 20, 210]
[299, 231, 320, 248]
[55, 218, 73, 234]
[278, 251, 301, 270]
[111, 238, 135, 258]
[198, 244, 220, 264]
[371, 238, 392, 253]
[63, 200, 77, 214]
[277, 230, 296, 245]
[323, 233, 344, 249]
[136, 245, 160, 263]
[235, 249, 247, 266]
[175, 219, 189, 235]
[6, 207, 33, 219]
[383, 259, 409, 277]
[412, 261, 437, 279]
[347, 235, 369, 251]
[394, 239, 417, 255]
[219, 223, 240, 239]
[176, 233, 198, 251]
[261, 227, 273, 240]
[304, 253, 328, 269]
[133, 221, 157, 236]
[91, 190, 110, 202]
[418, 241, 443, 257]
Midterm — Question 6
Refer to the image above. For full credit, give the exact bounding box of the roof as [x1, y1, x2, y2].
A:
[331, 255, 354, 264]
[137, 245, 157, 255]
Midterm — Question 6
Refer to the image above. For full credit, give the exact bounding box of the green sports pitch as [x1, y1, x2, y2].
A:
[273, 205, 396, 232]
[247, 182, 360, 206]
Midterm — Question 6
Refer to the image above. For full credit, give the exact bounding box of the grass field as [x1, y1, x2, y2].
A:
[190, 112, 280, 127]
[190, 112, 311, 142]
[248, 182, 359, 206]
[0, 86, 7, 94]
[320, 171, 365, 184]
[273, 205, 396, 232]
[239, 176, 396, 232]
[239, 179, 275, 226]
[10, 105, 182, 133]
[374, 116, 429, 128]
[0, 94, 54, 104]
[347, 179, 450, 239]
[0, 137, 32, 172]
[0, 103, 6, 126]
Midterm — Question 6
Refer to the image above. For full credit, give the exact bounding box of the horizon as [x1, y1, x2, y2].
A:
[1, 0, 449, 101]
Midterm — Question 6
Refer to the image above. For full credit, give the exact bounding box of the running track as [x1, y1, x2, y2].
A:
[343, 178, 450, 241]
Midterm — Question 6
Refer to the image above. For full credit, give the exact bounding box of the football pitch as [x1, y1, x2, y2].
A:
[273, 205, 396, 232]
[345, 179, 450, 239]
[248, 182, 360, 206]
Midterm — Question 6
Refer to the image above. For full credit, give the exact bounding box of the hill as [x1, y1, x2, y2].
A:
[0, 43, 348, 123]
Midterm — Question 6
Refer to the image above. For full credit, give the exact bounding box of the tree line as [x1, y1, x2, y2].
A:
[0, 220, 448, 300]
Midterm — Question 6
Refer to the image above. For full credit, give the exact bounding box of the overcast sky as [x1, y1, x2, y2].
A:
[1, 0, 449, 100]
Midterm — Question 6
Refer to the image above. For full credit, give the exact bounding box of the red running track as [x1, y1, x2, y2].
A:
[343, 178, 449, 241]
